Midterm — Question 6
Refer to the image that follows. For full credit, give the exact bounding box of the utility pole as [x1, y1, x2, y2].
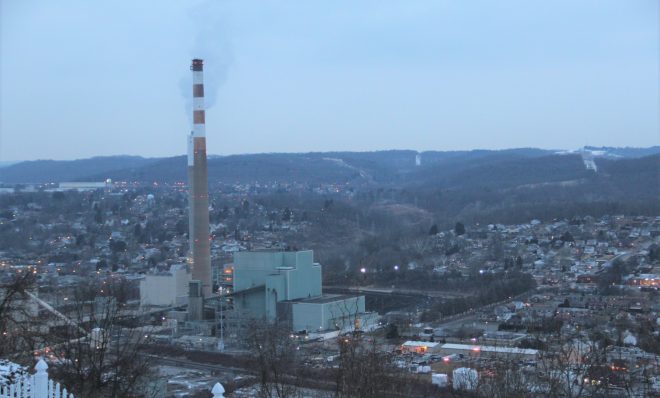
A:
[217, 287, 225, 352]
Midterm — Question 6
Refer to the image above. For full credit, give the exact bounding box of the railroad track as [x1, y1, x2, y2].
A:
[144, 354, 256, 375]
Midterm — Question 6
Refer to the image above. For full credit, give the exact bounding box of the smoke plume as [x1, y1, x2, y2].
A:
[180, 1, 233, 119]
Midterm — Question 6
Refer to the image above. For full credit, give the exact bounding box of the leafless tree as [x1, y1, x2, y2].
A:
[402, 236, 433, 257]
[335, 334, 440, 398]
[335, 335, 389, 398]
[535, 337, 607, 398]
[597, 345, 660, 398]
[46, 279, 159, 398]
[244, 319, 302, 398]
[328, 298, 436, 398]
[0, 271, 40, 361]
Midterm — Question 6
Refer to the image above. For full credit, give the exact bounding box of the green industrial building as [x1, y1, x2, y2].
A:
[233, 250, 377, 333]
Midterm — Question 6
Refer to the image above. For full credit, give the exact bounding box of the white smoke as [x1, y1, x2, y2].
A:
[180, 0, 234, 119]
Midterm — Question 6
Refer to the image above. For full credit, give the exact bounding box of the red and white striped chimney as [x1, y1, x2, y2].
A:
[188, 58, 212, 298]
[192, 59, 206, 139]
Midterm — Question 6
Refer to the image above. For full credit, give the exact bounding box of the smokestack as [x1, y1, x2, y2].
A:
[188, 58, 212, 298]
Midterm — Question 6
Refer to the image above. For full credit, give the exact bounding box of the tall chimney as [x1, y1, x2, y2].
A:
[188, 58, 212, 298]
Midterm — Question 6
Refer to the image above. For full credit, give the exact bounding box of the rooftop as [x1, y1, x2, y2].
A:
[441, 343, 538, 355]
[402, 341, 439, 348]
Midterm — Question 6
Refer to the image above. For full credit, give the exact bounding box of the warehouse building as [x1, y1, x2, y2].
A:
[439, 343, 539, 361]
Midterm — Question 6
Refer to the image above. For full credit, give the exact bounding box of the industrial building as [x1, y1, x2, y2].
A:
[139, 264, 191, 307]
[397, 342, 539, 360]
[401, 341, 439, 354]
[214, 263, 234, 293]
[438, 343, 539, 361]
[233, 250, 377, 333]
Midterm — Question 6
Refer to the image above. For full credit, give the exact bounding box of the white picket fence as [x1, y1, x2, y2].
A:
[1, 359, 226, 398]
[211, 382, 225, 397]
[0, 359, 73, 398]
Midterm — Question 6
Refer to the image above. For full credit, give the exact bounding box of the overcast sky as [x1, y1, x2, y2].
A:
[1, 0, 658, 161]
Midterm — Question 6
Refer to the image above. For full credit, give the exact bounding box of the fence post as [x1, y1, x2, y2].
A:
[211, 382, 225, 398]
[34, 359, 49, 398]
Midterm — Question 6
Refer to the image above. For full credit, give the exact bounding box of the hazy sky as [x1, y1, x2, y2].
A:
[1, 0, 658, 161]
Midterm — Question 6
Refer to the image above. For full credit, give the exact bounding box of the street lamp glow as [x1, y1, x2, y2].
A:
[360, 267, 366, 274]
[393, 265, 399, 271]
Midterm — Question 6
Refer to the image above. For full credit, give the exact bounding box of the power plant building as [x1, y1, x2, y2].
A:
[176, 60, 376, 333]
[233, 250, 377, 332]
[139, 264, 192, 307]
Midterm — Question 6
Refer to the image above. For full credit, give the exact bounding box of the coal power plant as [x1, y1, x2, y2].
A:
[187, 58, 212, 299]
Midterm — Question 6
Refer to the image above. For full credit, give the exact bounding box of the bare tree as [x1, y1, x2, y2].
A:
[244, 319, 301, 398]
[328, 298, 436, 398]
[469, 356, 531, 398]
[47, 279, 158, 398]
[334, 335, 395, 398]
[535, 337, 607, 398]
[599, 345, 660, 398]
[0, 271, 40, 360]
[402, 236, 433, 257]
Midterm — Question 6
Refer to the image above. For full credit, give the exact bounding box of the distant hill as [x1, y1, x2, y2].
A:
[592, 154, 660, 198]
[418, 154, 590, 189]
[405, 149, 557, 188]
[0, 148, 657, 191]
[42, 149, 555, 185]
[83, 154, 366, 184]
[2, 148, 657, 222]
[582, 146, 660, 158]
[0, 156, 159, 184]
[0, 161, 21, 169]
[397, 153, 659, 224]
